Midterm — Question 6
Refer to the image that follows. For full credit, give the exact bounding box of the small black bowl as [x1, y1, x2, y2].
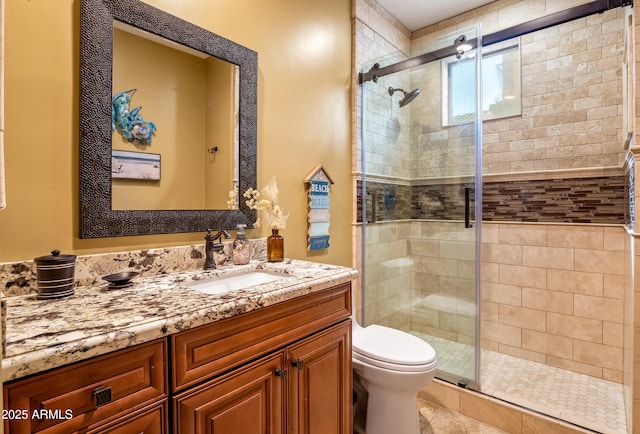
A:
[102, 271, 139, 288]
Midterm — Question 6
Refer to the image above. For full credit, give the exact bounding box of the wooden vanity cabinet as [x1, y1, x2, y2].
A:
[3, 339, 168, 433]
[172, 283, 353, 434]
[2, 282, 353, 434]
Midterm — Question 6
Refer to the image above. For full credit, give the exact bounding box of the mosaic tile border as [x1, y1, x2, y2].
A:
[357, 175, 627, 224]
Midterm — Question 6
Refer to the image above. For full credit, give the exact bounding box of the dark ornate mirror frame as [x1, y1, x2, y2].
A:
[80, 0, 257, 238]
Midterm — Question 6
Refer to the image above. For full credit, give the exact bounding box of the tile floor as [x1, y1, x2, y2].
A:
[412, 333, 627, 434]
[418, 397, 509, 434]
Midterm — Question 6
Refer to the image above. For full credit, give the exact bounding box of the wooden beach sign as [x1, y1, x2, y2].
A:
[304, 165, 334, 251]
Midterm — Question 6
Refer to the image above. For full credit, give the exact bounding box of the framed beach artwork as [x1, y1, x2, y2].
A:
[111, 150, 161, 180]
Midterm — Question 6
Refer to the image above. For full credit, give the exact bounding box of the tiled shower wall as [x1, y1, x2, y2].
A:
[482, 222, 626, 382]
[356, 0, 630, 385]
[410, 5, 626, 176]
[364, 219, 626, 383]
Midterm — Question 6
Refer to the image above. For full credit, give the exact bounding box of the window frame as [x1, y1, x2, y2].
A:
[442, 38, 521, 126]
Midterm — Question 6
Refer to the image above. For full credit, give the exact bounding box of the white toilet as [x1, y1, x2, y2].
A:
[352, 320, 437, 434]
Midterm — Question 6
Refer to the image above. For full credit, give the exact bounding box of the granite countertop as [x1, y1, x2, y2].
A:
[2, 259, 358, 382]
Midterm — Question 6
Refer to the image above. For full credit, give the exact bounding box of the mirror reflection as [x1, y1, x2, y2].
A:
[111, 21, 239, 211]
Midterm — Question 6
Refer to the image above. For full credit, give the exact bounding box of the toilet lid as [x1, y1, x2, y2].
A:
[353, 324, 436, 366]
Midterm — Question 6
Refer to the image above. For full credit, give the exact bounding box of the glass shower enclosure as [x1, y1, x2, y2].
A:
[359, 25, 482, 389]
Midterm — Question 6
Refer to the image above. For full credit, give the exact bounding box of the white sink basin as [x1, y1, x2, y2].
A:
[184, 270, 288, 295]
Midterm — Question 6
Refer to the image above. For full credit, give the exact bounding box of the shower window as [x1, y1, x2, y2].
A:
[442, 38, 521, 126]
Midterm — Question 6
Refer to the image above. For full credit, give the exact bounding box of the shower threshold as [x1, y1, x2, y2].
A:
[411, 332, 626, 434]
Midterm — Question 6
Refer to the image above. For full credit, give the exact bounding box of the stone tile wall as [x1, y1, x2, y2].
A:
[411, 6, 626, 176]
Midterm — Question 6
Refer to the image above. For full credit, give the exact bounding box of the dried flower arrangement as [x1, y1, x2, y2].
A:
[227, 177, 289, 229]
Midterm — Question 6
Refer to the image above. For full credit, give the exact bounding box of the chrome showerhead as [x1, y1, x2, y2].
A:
[388, 87, 421, 108]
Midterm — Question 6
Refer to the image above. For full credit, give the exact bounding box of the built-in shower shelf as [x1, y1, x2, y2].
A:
[422, 293, 475, 317]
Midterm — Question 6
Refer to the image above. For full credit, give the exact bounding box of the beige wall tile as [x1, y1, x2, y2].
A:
[547, 269, 603, 296]
[522, 287, 574, 315]
[458, 260, 476, 280]
[482, 320, 522, 347]
[497, 343, 547, 364]
[573, 339, 623, 371]
[482, 242, 523, 265]
[602, 368, 623, 383]
[410, 238, 439, 256]
[575, 248, 625, 275]
[420, 257, 459, 277]
[547, 225, 603, 249]
[522, 329, 574, 359]
[604, 273, 625, 299]
[603, 226, 626, 251]
[499, 264, 547, 289]
[499, 305, 547, 332]
[481, 301, 500, 322]
[523, 245, 575, 270]
[439, 276, 476, 300]
[547, 312, 603, 342]
[482, 281, 522, 306]
[603, 321, 623, 347]
[439, 240, 476, 261]
[603, 297, 624, 324]
[440, 311, 476, 336]
[482, 222, 500, 244]
[498, 0, 546, 29]
[548, 355, 603, 378]
[498, 224, 547, 246]
[482, 262, 500, 283]
[574, 294, 607, 321]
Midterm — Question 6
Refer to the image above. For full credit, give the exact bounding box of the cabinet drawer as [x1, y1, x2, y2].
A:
[172, 283, 351, 391]
[85, 401, 167, 434]
[4, 339, 167, 433]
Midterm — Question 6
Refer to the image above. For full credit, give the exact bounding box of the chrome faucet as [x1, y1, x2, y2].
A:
[204, 229, 231, 270]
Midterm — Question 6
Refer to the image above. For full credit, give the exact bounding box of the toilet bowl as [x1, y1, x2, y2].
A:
[352, 322, 437, 434]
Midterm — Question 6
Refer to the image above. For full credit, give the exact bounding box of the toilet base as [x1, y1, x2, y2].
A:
[364, 382, 421, 434]
[352, 360, 434, 434]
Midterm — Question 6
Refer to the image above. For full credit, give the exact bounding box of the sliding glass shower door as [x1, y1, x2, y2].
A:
[360, 25, 482, 389]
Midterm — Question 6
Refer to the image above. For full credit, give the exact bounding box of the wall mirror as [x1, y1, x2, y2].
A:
[80, 0, 257, 238]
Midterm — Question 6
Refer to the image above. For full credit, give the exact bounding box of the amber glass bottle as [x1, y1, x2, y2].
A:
[267, 229, 284, 262]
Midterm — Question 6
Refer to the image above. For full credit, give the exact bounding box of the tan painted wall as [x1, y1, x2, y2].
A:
[0, 0, 352, 265]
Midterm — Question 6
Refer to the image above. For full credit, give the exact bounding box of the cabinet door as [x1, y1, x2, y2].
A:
[174, 352, 285, 434]
[287, 320, 352, 434]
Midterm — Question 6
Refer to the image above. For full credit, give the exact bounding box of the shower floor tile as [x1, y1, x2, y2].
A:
[412, 333, 627, 434]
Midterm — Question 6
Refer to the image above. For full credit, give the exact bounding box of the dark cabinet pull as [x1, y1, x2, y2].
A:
[274, 369, 288, 380]
[292, 359, 304, 370]
[93, 386, 112, 407]
[464, 187, 473, 229]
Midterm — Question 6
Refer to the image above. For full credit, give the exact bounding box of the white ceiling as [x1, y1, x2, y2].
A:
[376, 0, 496, 32]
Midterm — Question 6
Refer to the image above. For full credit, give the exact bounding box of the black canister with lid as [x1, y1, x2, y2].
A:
[34, 250, 76, 299]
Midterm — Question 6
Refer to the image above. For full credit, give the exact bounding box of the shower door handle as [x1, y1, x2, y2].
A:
[464, 187, 472, 228]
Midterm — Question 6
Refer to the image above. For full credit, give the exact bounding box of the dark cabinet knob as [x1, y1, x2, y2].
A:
[274, 369, 288, 380]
